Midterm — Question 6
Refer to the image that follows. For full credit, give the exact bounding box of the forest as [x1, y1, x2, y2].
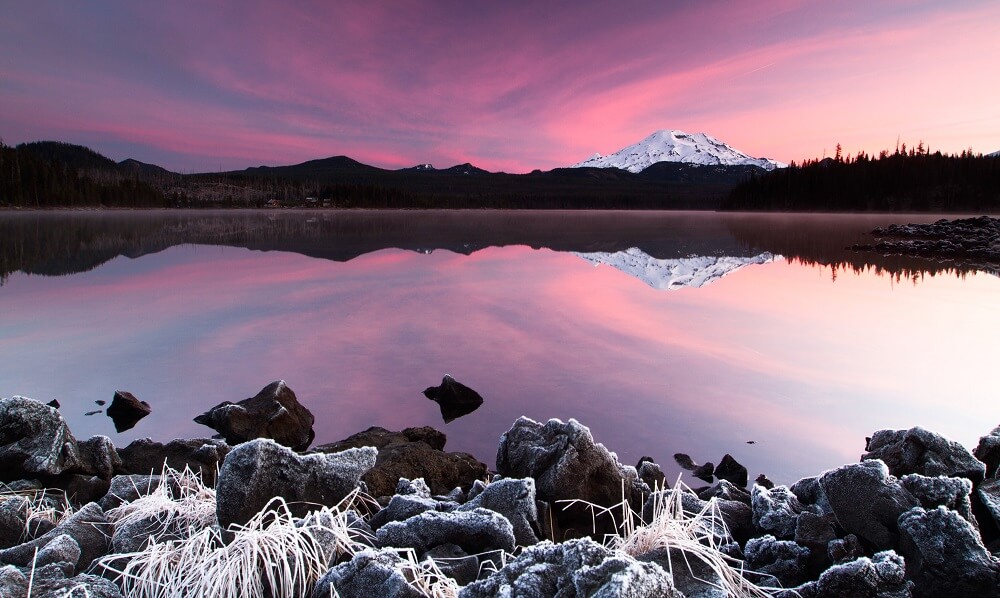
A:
[722, 145, 1000, 211]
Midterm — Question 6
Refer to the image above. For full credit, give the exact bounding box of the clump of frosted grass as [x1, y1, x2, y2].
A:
[393, 547, 462, 598]
[0, 485, 74, 542]
[104, 465, 217, 542]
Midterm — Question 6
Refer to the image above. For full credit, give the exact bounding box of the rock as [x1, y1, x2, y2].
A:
[753, 484, 810, 539]
[459, 537, 681, 598]
[396, 477, 432, 498]
[636, 457, 666, 490]
[977, 478, 1000, 533]
[116, 437, 229, 485]
[744, 535, 811, 587]
[105, 390, 151, 433]
[311, 549, 422, 598]
[314, 426, 487, 498]
[194, 380, 315, 451]
[34, 534, 81, 571]
[55, 473, 111, 505]
[790, 551, 911, 598]
[425, 543, 480, 585]
[0, 565, 27, 598]
[692, 462, 715, 483]
[674, 453, 697, 470]
[975, 425, 1000, 479]
[76, 435, 121, 480]
[716, 454, 749, 487]
[699, 479, 751, 504]
[423, 375, 484, 423]
[458, 477, 542, 547]
[863, 427, 986, 483]
[0, 396, 80, 479]
[828, 534, 865, 564]
[31, 572, 125, 598]
[0, 502, 110, 570]
[900, 474, 974, 523]
[819, 460, 919, 550]
[642, 490, 751, 545]
[0, 498, 29, 549]
[46, 399, 60, 409]
[897, 506, 1000, 597]
[369, 494, 440, 531]
[790, 476, 832, 513]
[215, 438, 376, 528]
[638, 547, 728, 598]
[98, 474, 164, 511]
[756, 473, 775, 489]
[795, 511, 838, 549]
[375, 508, 516, 557]
[496, 417, 647, 538]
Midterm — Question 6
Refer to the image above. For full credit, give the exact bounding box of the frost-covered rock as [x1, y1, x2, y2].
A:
[369, 494, 440, 530]
[863, 427, 986, 483]
[715, 454, 749, 487]
[789, 551, 911, 598]
[458, 477, 541, 547]
[900, 474, 974, 523]
[374, 508, 515, 557]
[0, 502, 110, 570]
[423, 375, 484, 423]
[699, 479, 751, 504]
[0, 396, 80, 478]
[638, 546, 728, 598]
[34, 534, 81, 571]
[790, 476, 832, 514]
[819, 460, 918, 550]
[794, 511, 838, 550]
[460, 537, 681, 598]
[977, 478, 1000, 533]
[116, 437, 229, 485]
[97, 474, 164, 511]
[744, 535, 811, 587]
[76, 435, 121, 479]
[425, 543, 480, 586]
[496, 417, 647, 538]
[974, 425, 1000, 478]
[0, 498, 29, 549]
[215, 438, 376, 527]
[752, 484, 809, 539]
[194, 380, 315, 451]
[897, 506, 1000, 597]
[636, 457, 666, 491]
[312, 549, 421, 598]
[827, 534, 865, 564]
[396, 477, 432, 498]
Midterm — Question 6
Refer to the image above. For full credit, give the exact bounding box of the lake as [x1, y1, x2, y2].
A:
[1, 210, 997, 485]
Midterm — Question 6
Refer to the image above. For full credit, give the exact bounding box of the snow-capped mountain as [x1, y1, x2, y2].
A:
[575, 247, 776, 290]
[988, 150, 1000, 157]
[572, 130, 785, 173]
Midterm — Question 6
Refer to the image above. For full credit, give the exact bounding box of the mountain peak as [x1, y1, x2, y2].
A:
[572, 129, 785, 173]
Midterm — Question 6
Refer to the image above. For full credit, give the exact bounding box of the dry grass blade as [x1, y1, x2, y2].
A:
[104, 465, 216, 541]
[0, 486, 75, 541]
[394, 548, 461, 598]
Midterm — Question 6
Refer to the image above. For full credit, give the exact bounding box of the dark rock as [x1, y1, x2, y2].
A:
[900, 474, 974, 523]
[31, 573, 124, 598]
[46, 399, 60, 409]
[790, 476, 832, 513]
[819, 460, 919, 550]
[458, 477, 541, 547]
[55, 473, 111, 505]
[692, 461, 715, 483]
[0, 502, 110, 570]
[977, 478, 1000, 534]
[756, 474, 775, 489]
[0, 565, 27, 598]
[459, 537, 681, 598]
[105, 390, 151, 433]
[98, 474, 163, 511]
[375, 508, 516, 557]
[76, 435, 121, 480]
[194, 380, 315, 451]
[795, 511, 838, 549]
[642, 490, 751, 545]
[636, 458, 666, 490]
[311, 549, 422, 598]
[314, 426, 486, 498]
[674, 453, 697, 470]
[425, 543, 480, 585]
[975, 425, 1000, 478]
[116, 437, 229, 486]
[744, 534, 811, 587]
[790, 551, 911, 598]
[215, 438, 376, 528]
[423, 375, 484, 423]
[638, 546, 728, 598]
[698, 479, 751, 504]
[0, 498, 29, 549]
[95, 400, 106, 406]
[897, 506, 1000, 597]
[34, 533, 81, 571]
[716, 454, 749, 487]
[0, 396, 80, 479]
[752, 484, 809, 539]
[828, 534, 865, 564]
[863, 427, 986, 483]
[496, 417, 647, 539]
[396, 477, 432, 498]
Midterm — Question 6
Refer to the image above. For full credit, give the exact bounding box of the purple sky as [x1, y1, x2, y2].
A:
[2, 1, 998, 173]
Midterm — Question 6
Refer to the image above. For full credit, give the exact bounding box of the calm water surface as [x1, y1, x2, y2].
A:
[1, 210, 997, 484]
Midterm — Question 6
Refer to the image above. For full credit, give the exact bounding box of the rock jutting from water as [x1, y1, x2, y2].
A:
[1, 383, 999, 597]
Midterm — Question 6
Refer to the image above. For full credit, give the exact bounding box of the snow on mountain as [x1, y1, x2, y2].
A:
[572, 130, 785, 173]
[575, 247, 777, 290]
[988, 150, 1000, 157]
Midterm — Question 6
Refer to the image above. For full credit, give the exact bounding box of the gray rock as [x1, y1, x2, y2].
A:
[0, 396, 80, 478]
[0, 565, 27, 598]
[897, 506, 1000, 597]
[790, 551, 911, 598]
[34, 533, 81, 571]
[974, 425, 1000, 478]
[76, 435, 121, 479]
[370, 494, 440, 530]
[58, 473, 111, 505]
[194, 380, 315, 451]
[0, 502, 110, 570]
[795, 511, 838, 549]
[396, 477, 432, 498]
[311, 548, 421, 598]
[699, 479, 751, 504]
[977, 478, 1000, 532]
[375, 508, 515, 556]
[0, 498, 29, 549]
[496, 417, 647, 538]
[752, 484, 809, 539]
[458, 477, 541, 547]
[105, 390, 151, 433]
[863, 427, 986, 483]
[790, 476, 832, 513]
[638, 546, 727, 598]
[636, 458, 666, 491]
[900, 474, 974, 523]
[641, 490, 750, 545]
[744, 534, 811, 587]
[460, 537, 681, 598]
[425, 543, 480, 586]
[31, 572, 125, 597]
[98, 474, 164, 511]
[716, 454, 749, 487]
[828, 534, 865, 564]
[215, 438, 376, 528]
[819, 460, 919, 550]
[116, 437, 229, 486]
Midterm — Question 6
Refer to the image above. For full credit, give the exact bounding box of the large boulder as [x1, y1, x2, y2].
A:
[105, 390, 151, 433]
[194, 380, 315, 451]
[819, 460, 919, 551]
[744, 535, 811, 588]
[496, 417, 647, 538]
[752, 484, 809, 539]
[897, 506, 1000, 597]
[314, 426, 487, 498]
[863, 427, 986, 483]
[215, 438, 376, 528]
[76, 435, 121, 480]
[715, 454, 748, 487]
[900, 474, 974, 523]
[0, 396, 80, 479]
[0, 502, 110, 570]
[116, 437, 229, 485]
[789, 551, 911, 598]
[375, 508, 516, 557]
[311, 549, 422, 598]
[975, 425, 1000, 479]
[423, 375, 484, 423]
[977, 478, 1000, 534]
[459, 537, 681, 598]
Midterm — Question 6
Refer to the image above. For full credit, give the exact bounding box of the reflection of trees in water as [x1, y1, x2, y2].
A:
[723, 213, 996, 283]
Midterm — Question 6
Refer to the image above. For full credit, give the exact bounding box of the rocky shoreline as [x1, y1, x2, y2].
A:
[1, 382, 999, 597]
[851, 215, 1000, 267]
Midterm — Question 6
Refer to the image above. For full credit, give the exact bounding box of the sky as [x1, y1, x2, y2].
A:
[2, 0, 999, 173]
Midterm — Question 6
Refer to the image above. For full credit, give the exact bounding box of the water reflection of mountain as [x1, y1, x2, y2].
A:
[574, 249, 776, 290]
[1, 211, 994, 286]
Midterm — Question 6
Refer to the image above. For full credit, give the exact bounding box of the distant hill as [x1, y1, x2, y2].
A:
[118, 158, 177, 177]
[17, 141, 119, 171]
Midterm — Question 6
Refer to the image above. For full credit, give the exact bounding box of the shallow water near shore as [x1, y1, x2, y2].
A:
[1, 210, 998, 485]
